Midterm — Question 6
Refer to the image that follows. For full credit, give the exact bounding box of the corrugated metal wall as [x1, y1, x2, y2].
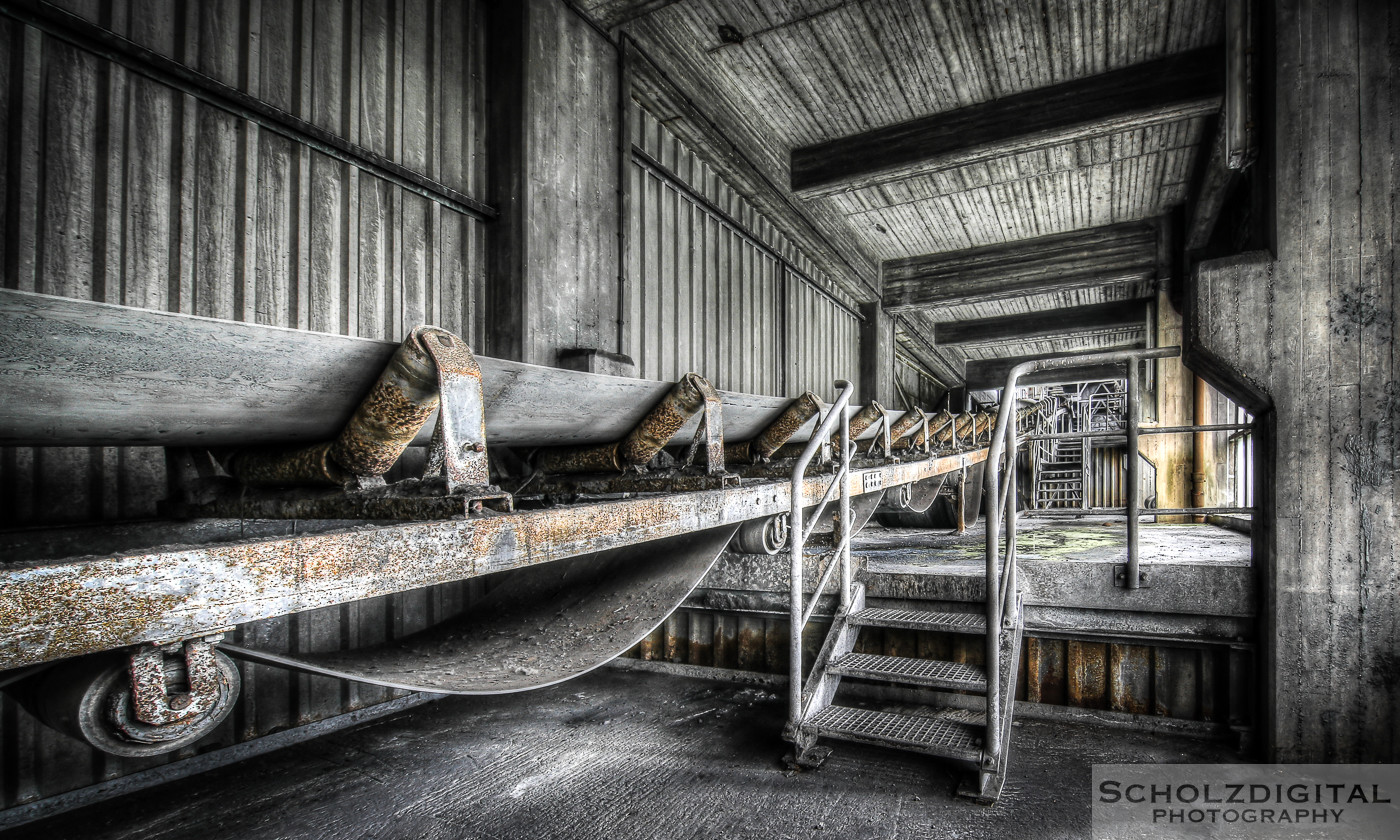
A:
[1087, 447, 1160, 509]
[623, 99, 860, 400]
[0, 0, 488, 810]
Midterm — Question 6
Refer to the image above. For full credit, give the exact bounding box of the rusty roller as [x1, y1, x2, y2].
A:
[895, 412, 935, 451]
[831, 401, 885, 449]
[886, 409, 925, 446]
[934, 413, 976, 448]
[770, 400, 885, 460]
[723, 392, 820, 464]
[535, 373, 714, 475]
[228, 326, 446, 486]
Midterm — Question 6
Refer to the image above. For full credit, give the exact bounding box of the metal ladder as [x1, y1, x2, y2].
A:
[783, 381, 1026, 803]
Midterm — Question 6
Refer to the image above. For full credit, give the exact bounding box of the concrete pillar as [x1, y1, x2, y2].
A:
[858, 302, 895, 406]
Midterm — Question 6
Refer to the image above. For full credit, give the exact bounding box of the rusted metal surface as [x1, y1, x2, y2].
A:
[127, 639, 224, 726]
[725, 392, 821, 464]
[329, 327, 441, 476]
[886, 409, 924, 446]
[0, 449, 989, 671]
[222, 526, 738, 694]
[754, 392, 821, 458]
[228, 327, 444, 486]
[837, 402, 884, 449]
[535, 373, 717, 475]
[226, 442, 350, 487]
[26, 644, 243, 758]
[619, 374, 711, 467]
[534, 441, 625, 474]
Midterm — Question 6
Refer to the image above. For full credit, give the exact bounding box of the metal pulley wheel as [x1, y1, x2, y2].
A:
[732, 512, 791, 555]
[891, 483, 914, 509]
[27, 646, 241, 757]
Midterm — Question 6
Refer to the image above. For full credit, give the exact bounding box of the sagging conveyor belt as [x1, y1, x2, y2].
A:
[0, 289, 995, 757]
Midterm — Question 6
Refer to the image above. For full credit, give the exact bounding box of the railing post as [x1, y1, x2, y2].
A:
[788, 381, 855, 730]
[790, 447, 806, 725]
[839, 403, 852, 610]
[1004, 438, 1018, 620]
[1125, 359, 1142, 589]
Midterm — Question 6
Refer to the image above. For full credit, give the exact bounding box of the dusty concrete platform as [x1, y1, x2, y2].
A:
[5, 668, 1240, 840]
[856, 517, 1251, 569]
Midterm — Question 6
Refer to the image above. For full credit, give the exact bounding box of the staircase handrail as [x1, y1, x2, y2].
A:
[788, 380, 856, 726]
[981, 346, 1180, 767]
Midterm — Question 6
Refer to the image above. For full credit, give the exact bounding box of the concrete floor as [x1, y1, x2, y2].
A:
[7, 668, 1239, 840]
[857, 516, 1252, 569]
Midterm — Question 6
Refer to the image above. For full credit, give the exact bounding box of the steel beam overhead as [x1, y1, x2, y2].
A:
[882, 222, 1160, 314]
[790, 46, 1224, 197]
[932, 300, 1151, 347]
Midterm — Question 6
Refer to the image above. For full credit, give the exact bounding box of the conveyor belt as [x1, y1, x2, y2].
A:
[0, 289, 915, 449]
[223, 526, 739, 694]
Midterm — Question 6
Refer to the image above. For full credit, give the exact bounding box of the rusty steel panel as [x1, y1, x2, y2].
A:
[1153, 647, 1201, 719]
[1109, 643, 1154, 715]
[1066, 640, 1109, 710]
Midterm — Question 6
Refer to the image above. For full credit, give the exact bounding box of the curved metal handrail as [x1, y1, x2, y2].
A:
[981, 346, 1180, 767]
[788, 380, 855, 725]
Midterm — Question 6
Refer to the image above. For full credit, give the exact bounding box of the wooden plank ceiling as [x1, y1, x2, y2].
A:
[579, 0, 1226, 393]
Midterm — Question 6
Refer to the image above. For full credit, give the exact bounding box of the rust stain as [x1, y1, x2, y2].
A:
[753, 392, 821, 459]
[1109, 643, 1152, 715]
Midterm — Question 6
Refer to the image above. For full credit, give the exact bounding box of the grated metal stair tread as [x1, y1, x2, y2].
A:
[808, 705, 983, 762]
[829, 652, 987, 691]
[850, 607, 986, 634]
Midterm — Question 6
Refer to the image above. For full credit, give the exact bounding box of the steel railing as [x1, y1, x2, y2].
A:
[980, 345, 1181, 768]
[788, 380, 856, 726]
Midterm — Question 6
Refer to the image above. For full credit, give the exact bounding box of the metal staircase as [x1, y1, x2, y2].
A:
[1034, 437, 1085, 508]
[783, 380, 1027, 803]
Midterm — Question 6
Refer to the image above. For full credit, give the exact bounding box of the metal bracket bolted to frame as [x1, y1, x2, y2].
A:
[1113, 563, 1150, 588]
[686, 375, 726, 477]
[419, 328, 513, 512]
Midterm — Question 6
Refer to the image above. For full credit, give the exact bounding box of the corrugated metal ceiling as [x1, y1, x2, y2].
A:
[593, 0, 1224, 389]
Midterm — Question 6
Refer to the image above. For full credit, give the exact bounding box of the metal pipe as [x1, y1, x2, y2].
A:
[1126, 359, 1142, 589]
[536, 373, 713, 474]
[801, 463, 851, 546]
[723, 392, 821, 464]
[1023, 423, 1252, 441]
[790, 381, 855, 727]
[229, 327, 444, 486]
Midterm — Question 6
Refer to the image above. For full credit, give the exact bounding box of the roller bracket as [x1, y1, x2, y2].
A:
[419, 329, 513, 513]
[688, 375, 726, 476]
[128, 636, 224, 727]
